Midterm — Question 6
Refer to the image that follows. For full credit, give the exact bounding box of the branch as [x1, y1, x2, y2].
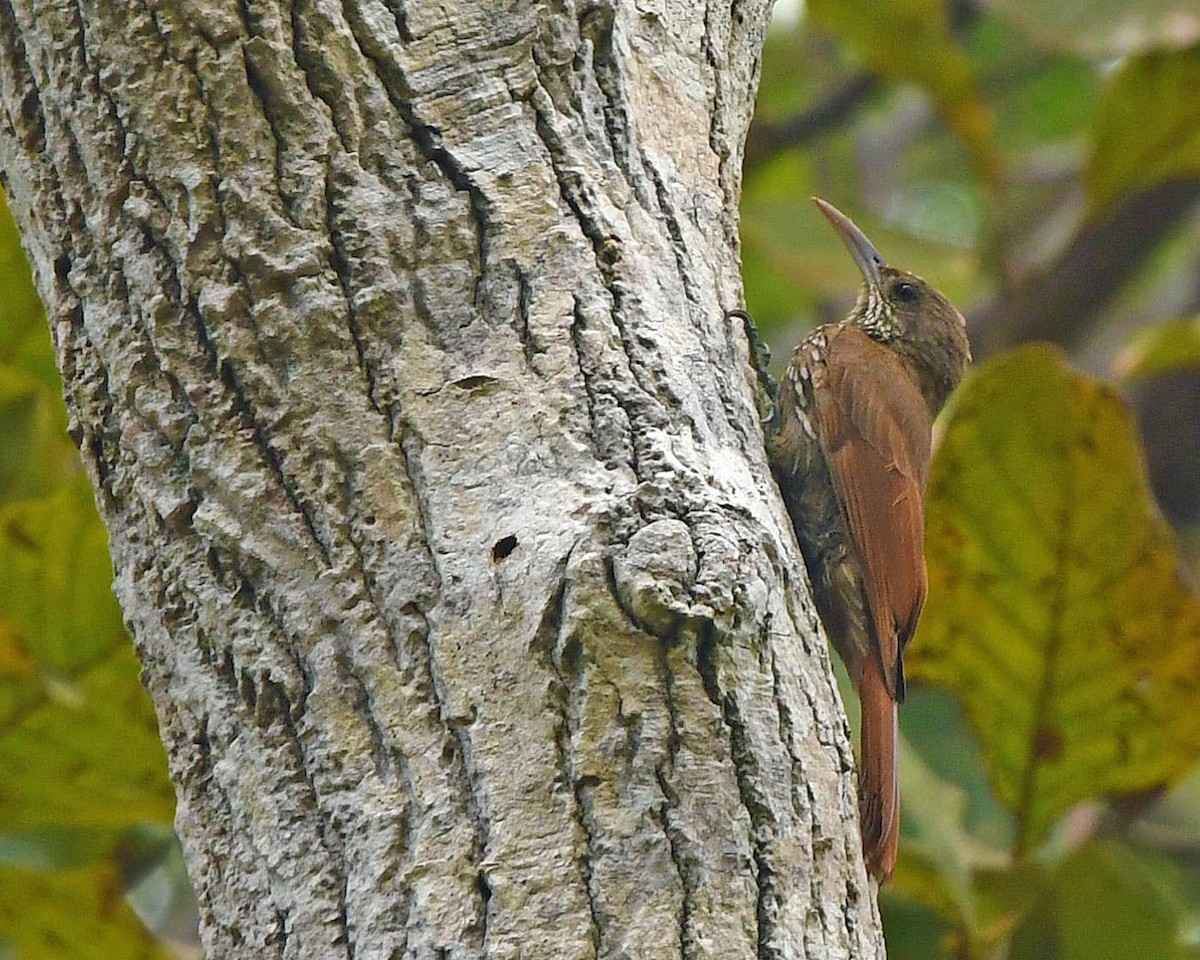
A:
[967, 178, 1200, 359]
[743, 73, 877, 176]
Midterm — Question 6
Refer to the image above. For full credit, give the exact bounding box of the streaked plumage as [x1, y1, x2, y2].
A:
[768, 199, 970, 879]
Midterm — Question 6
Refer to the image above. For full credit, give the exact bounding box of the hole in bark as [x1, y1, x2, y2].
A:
[239, 671, 257, 709]
[475, 871, 492, 904]
[562, 635, 583, 677]
[696, 622, 720, 706]
[491, 535, 518, 562]
[452, 374, 499, 391]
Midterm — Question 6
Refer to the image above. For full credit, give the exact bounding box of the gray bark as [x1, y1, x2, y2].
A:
[0, 1, 883, 957]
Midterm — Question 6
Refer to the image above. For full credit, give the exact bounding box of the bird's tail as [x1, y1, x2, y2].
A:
[859, 661, 900, 880]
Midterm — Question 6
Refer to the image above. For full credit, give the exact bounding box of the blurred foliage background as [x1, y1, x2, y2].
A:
[2, 0, 1200, 956]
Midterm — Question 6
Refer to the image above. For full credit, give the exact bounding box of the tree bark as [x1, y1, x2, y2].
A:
[0, 1, 883, 957]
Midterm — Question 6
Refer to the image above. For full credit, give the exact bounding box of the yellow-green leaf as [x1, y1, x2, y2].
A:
[0, 194, 50, 375]
[1088, 48, 1200, 216]
[808, 0, 998, 185]
[0, 862, 173, 960]
[0, 363, 76, 503]
[1115, 317, 1200, 380]
[910, 346, 1200, 854]
[0, 478, 174, 832]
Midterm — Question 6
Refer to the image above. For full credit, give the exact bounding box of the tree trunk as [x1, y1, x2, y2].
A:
[0, 1, 883, 957]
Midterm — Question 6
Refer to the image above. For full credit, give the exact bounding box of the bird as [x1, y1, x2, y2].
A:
[766, 198, 970, 879]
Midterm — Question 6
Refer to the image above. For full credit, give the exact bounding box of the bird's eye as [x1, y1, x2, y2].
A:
[892, 282, 919, 303]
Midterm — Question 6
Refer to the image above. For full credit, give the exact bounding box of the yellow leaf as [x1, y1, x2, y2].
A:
[0, 861, 174, 960]
[0, 619, 36, 681]
[910, 346, 1200, 853]
[0, 478, 174, 832]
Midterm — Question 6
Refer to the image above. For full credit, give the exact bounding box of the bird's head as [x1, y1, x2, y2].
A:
[813, 197, 971, 414]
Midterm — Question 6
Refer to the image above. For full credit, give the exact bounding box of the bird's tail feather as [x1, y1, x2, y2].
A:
[859, 661, 900, 880]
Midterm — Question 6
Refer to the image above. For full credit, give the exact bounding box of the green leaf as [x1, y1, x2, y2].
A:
[754, 17, 825, 123]
[1011, 841, 1183, 960]
[739, 150, 825, 335]
[892, 743, 979, 929]
[808, 0, 999, 185]
[902, 686, 1014, 847]
[0, 862, 173, 960]
[1088, 48, 1200, 215]
[0, 477, 174, 832]
[877, 892, 957, 960]
[987, 0, 1200, 57]
[890, 744, 1032, 958]
[1116, 317, 1200, 380]
[974, 861, 1051, 955]
[0, 829, 119, 872]
[910, 346, 1200, 855]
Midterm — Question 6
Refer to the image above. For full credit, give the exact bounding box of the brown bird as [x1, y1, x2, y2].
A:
[768, 198, 970, 879]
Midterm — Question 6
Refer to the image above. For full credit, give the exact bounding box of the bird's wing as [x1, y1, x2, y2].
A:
[813, 327, 932, 700]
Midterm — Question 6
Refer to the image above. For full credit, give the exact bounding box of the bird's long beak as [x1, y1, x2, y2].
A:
[813, 197, 886, 287]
